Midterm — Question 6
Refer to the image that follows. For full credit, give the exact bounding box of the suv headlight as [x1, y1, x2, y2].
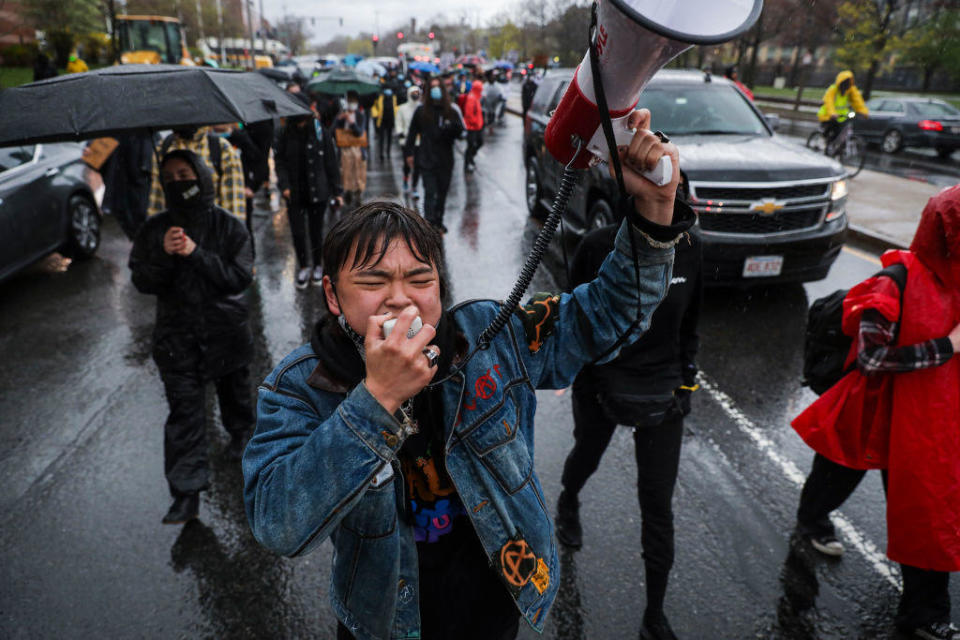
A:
[830, 179, 848, 201]
[826, 179, 848, 222]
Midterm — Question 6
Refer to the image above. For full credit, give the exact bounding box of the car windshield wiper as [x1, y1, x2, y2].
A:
[685, 129, 757, 135]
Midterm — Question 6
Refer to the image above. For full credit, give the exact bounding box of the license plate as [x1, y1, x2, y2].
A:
[951, 126, 960, 135]
[743, 255, 784, 278]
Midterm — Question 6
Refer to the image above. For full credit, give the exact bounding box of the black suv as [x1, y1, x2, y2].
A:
[524, 69, 850, 285]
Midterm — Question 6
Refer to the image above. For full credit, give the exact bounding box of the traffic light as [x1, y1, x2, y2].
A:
[428, 32, 435, 40]
[397, 31, 404, 39]
[372, 34, 379, 51]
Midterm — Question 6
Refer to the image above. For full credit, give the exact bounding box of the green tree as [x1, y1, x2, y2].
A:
[834, 0, 902, 100]
[22, 0, 101, 66]
[488, 20, 521, 60]
[899, 9, 960, 91]
[346, 37, 374, 57]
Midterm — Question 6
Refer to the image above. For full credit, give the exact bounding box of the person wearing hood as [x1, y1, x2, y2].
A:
[791, 185, 960, 640]
[403, 76, 465, 233]
[396, 85, 422, 198]
[146, 125, 247, 222]
[817, 70, 869, 146]
[276, 94, 344, 290]
[129, 150, 255, 525]
[371, 85, 399, 162]
[335, 90, 369, 207]
[66, 53, 88, 74]
[462, 80, 485, 174]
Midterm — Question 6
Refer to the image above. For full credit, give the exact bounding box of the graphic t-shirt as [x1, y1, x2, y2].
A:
[400, 431, 466, 542]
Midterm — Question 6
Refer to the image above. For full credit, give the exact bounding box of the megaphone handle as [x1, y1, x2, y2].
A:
[586, 120, 673, 187]
[640, 155, 672, 188]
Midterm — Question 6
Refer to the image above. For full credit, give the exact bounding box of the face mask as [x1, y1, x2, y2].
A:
[347, 102, 358, 112]
[164, 179, 204, 211]
[430, 87, 442, 101]
[404, 80, 411, 88]
[384, 88, 393, 96]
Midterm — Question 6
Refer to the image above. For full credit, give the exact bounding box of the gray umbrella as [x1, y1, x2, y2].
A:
[0, 64, 311, 146]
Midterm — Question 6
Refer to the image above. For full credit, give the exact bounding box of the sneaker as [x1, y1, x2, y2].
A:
[555, 490, 582, 549]
[162, 493, 199, 525]
[808, 533, 844, 557]
[295, 267, 311, 290]
[640, 612, 678, 640]
[311, 266, 323, 286]
[912, 622, 960, 640]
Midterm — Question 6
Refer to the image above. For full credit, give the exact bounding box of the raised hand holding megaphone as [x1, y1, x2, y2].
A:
[616, 109, 680, 225]
[545, 0, 763, 186]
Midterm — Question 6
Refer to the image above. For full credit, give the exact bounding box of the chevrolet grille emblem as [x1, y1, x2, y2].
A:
[752, 199, 785, 215]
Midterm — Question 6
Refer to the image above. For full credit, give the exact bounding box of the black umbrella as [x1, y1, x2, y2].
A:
[0, 64, 312, 147]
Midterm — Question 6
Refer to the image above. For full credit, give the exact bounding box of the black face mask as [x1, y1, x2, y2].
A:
[163, 179, 204, 212]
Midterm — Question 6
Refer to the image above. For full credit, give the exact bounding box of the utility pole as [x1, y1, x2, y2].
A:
[245, 0, 255, 69]
[216, 0, 226, 65]
[259, 0, 266, 59]
[195, 0, 205, 43]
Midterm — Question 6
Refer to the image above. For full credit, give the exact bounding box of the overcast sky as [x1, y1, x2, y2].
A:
[261, 0, 516, 44]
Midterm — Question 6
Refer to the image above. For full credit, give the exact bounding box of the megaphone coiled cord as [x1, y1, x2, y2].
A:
[476, 144, 584, 349]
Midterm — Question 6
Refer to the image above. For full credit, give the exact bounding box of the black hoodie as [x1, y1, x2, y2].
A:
[128, 149, 255, 378]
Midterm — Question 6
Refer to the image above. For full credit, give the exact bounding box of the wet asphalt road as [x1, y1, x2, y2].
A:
[1, 114, 955, 640]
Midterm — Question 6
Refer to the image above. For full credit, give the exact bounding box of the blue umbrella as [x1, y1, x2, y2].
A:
[409, 61, 440, 74]
[494, 60, 514, 70]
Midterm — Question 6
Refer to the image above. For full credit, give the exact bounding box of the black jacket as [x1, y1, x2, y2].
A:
[275, 119, 342, 207]
[403, 104, 464, 172]
[228, 127, 269, 190]
[129, 150, 254, 379]
[571, 224, 702, 396]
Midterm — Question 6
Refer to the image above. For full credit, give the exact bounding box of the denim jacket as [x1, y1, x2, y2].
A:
[243, 213, 686, 640]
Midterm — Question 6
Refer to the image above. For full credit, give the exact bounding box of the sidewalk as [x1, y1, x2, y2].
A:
[504, 96, 948, 250]
[845, 169, 940, 250]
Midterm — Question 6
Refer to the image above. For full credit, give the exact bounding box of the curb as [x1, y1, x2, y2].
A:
[847, 224, 909, 252]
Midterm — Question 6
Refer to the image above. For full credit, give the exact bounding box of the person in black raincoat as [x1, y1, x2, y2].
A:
[98, 132, 154, 239]
[129, 149, 255, 525]
[403, 76, 465, 233]
[554, 224, 702, 640]
[276, 94, 343, 289]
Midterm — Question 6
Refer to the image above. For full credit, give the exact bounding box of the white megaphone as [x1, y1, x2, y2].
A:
[545, 0, 763, 185]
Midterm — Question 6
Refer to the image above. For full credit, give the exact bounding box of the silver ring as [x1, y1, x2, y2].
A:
[422, 348, 439, 367]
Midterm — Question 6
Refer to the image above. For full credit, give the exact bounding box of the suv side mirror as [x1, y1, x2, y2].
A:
[764, 113, 781, 131]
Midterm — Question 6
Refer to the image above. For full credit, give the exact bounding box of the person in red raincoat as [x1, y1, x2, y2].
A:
[462, 80, 484, 173]
[792, 184, 960, 640]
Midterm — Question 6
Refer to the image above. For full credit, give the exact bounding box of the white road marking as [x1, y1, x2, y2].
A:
[697, 372, 902, 590]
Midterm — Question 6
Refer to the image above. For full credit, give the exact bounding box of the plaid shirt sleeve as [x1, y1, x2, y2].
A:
[217, 143, 247, 222]
[856, 309, 954, 375]
[146, 154, 165, 217]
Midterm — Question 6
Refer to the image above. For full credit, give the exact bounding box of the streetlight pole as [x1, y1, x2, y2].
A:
[259, 0, 266, 59]
[216, 0, 225, 65]
[245, 0, 255, 69]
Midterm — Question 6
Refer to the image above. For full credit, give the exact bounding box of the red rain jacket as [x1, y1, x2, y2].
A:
[463, 81, 484, 132]
[792, 185, 960, 571]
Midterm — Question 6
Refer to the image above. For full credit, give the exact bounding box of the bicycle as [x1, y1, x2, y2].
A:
[806, 112, 867, 178]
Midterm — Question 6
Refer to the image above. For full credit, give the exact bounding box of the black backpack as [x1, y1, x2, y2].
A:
[802, 263, 907, 395]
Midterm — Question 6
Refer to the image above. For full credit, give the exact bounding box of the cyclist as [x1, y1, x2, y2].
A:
[817, 70, 869, 147]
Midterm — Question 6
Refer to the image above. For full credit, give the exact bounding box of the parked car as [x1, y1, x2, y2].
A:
[855, 96, 960, 158]
[0, 143, 101, 282]
[524, 69, 850, 285]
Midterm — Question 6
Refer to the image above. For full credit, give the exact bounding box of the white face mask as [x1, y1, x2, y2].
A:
[347, 102, 358, 112]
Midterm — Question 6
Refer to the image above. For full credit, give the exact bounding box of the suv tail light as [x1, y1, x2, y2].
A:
[918, 120, 944, 132]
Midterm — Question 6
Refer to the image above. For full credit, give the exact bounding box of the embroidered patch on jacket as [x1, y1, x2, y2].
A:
[498, 538, 537, 590]
[530, 557, 550, 594]
[515, 293, 560, 353]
